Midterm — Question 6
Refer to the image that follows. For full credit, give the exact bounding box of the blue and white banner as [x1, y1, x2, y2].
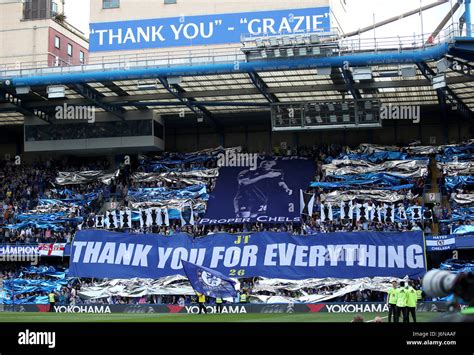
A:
[5, 212, 83, 231]
[425, 235, 456, 252]
[89, 7, 331, 52]
[453, 225, 474, 235]
[444, 176, 474, 191]
[39, 192, 98, 207]
[68, 230, 426, 280]
[127, 185, 207, 203]
[200, 157, 315, 225]
[331, 152, 410, 164]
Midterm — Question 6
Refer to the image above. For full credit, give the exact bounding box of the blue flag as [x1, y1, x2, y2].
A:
[182, 261, 237, 299]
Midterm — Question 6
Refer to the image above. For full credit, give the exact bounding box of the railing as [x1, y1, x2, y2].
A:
[340, 23, 462, 53]
[0, 46, 247, 79]
[0, 24, 465, 79]
[0, 52, 80, 72]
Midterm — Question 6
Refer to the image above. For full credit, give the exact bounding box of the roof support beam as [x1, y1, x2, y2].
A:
[341, 69, 362, 100]
[101, 81, 148, 111]
[248, 71, 279, 103]
[417, 62, 473, 121]
[118, 101, 270, 108]
[0, 89, 50, 123]
[17, 75, 473, 110]
[73, 84, 125, 120]
[157, 77, 221, 130]
[445, 56, 474, 77]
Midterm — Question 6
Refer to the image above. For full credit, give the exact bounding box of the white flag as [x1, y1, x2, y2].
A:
[105, 210, 118, 229]
[180, 203, 195, 226]
[120, 209, 132, 229]
[95, 215, 104, 228]
[161, 208, 170, 226]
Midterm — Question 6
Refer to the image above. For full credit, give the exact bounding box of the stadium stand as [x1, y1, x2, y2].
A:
[0, 141, 472, 306]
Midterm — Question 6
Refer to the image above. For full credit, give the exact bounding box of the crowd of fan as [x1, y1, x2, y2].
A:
[1, 264, 407, 305]
[1, 143, 439, 244]
[437, 146, 474, 235]
[0, 157, 131, 243]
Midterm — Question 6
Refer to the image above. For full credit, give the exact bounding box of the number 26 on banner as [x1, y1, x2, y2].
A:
[229, 269, 245, 277]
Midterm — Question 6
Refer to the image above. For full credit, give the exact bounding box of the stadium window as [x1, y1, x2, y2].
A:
[54, 36, 60, 49]
[154, 121, 164, 139]
[103, 0, 120, 9]
[67, 43, 73, 57]
[164, 0, 177, 4]
[79, 50, 85, 64]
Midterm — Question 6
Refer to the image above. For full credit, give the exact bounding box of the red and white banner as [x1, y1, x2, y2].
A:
[38, 243, 66, 257]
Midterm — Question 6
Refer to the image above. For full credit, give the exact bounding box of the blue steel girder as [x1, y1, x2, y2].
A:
[73, 84, 125, 120]
[157, 77, 221, 129]
[248, 71, 279, 103]
[341, 69, 362, 100]
[0, 89, 51, 123]
[9, 43, 450, 87]
[417, 62, 473, 120]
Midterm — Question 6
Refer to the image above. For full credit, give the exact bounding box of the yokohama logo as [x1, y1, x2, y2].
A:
[325, 304, 389, 313]
[184, 305, 247, 314]
[54, 305, 111, 313]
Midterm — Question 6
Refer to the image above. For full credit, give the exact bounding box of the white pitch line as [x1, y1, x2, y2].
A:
[365, 315, 389, 323]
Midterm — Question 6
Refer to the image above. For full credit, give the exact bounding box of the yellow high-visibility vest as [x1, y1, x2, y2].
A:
[388, 287, 398, 305]
[216, 297, 222, 304]
[198, 294, 206, 303]
[240, 293, 247, 303]
[48, 293, 55, 303]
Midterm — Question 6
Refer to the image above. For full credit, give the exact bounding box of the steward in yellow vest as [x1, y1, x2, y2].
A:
[48, 292, 56, 313]
[196, 292, 208, 314]
[396, 281, 409, 323]
[240, 290, 249, 303]
[387, 281, 398, 323]
[215, 297, 223, 314]
[406, 281, 418, 323]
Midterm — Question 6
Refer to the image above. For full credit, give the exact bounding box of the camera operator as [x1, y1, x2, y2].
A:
[423, 269, 474, 322]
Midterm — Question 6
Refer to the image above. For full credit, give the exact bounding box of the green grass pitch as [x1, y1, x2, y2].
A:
[0, 312, 437, 323]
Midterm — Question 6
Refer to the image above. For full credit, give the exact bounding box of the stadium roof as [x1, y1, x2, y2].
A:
[0, 34, 473, 127]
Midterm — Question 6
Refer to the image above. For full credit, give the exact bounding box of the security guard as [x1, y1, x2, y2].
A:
[387, 281, 398, 323]
[215, 297, 223, 314]
[196, 292, 207, 314]
[406, 281, 418, 323]
[416, 287, 423, 302]
[396, 281, 409, 323]
[239, 290, 248, 303]
[48, 292, 56, 312]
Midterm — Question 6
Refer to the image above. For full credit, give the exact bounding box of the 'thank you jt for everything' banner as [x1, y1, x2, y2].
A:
[89, 7, 331, 52]
[68, 230, 426, 280]
[200, 157, 315, 225]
